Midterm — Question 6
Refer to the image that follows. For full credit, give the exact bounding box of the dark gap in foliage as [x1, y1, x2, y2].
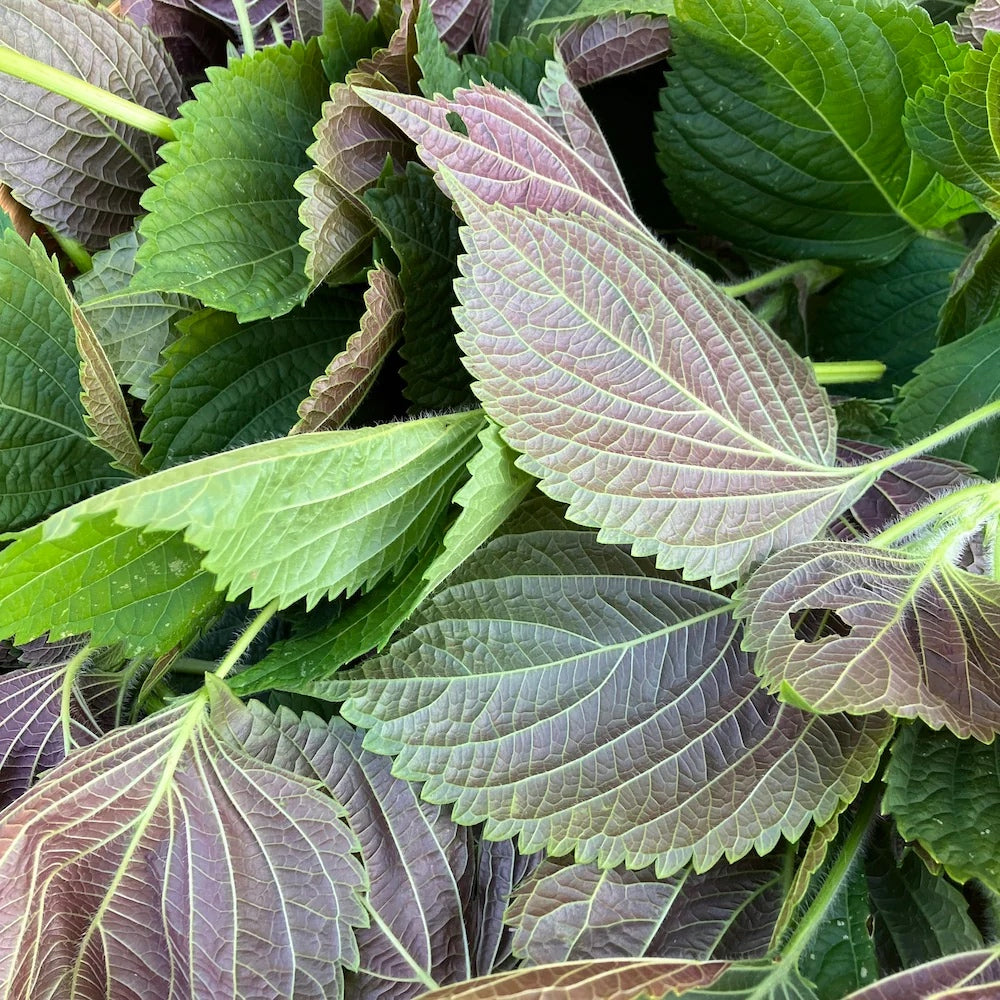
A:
[446, 110, 469, 135]
[790, 608, 853, 643]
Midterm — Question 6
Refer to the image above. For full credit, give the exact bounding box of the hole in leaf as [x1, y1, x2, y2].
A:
[789, 608, 853, 643]
[445, 111, 468, 136]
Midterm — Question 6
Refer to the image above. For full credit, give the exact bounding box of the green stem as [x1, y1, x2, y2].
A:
[214, 600, 280, 682]
[724, 260, 837, 298]
[870, 481, 999, 549]
[60, 644, 93, 755]
[51, 231, 93, 273]
[0, 45, 176, 140]
[232, 0, 257, 55]
[867, 398, 1000, 478]
[811, 360, 886, 385]
[781, 785, 877, 964]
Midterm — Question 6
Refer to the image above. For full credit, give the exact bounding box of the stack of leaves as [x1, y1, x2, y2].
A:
[0, 0, 998, 997]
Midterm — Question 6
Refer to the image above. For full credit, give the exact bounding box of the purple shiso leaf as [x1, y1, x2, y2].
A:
[355, 84, 880, 585]
[739, 539, 1000, 741]
[428, 0, 492, 54]
[557, 12, 671, 88]
[293, 262, 404, 433]
[834, 441, 980, 540]
[0, 679, 366, 999]
[842, 949, 1000, 1000]
[537, 54, 631, 204]
[507, 853, 783, 964]
[328, 529, 893, 876]
[218, 699, 474, 998]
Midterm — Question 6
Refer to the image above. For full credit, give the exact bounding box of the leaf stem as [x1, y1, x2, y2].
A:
[232, 0, 257, 55]
[868, 398, 1000, 477]
[0, 45, 176, 141]
[870, 481, 999, 549]
[214, 600, 280, 681]
[60, 643, 93, 755]
[724, 260, 840, 298]
[781, 784, 877, 965]
[811, 360, 886, 385]
[51, 231, 93, 273]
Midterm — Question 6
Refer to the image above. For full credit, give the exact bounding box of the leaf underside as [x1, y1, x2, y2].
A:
[0, 0, 183, 247]
[739, 540, 1000, 740]
[326, 529, 893, 876]
[358, 83, 877, 585]
[26, 410, 485, 610]
[0, 685, 367, 1000]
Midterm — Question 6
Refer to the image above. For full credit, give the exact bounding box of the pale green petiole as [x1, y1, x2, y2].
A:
[0, 44, 176, 141]
[214, 599, 281, 681]
[866, 398, 1000, 479]
[811, 360, 886, 384]
[724, 259, 842, 297]
[60, 643, 93, 756]
[778, 782, 877, 962]
[871, 481, 1000, 550]
[232, 0, 257, 55]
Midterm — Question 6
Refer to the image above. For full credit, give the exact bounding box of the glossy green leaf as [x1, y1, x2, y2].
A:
[894, 322, 1000, 479]
[0, 233, 127, 531]
[904, 33, 1000, 216]
[0, 0, 184, 247]
[134, 41, 329, 320]
[656, 0, 977, 262]
[26, 409, 484, 610]
[72, 230, 197, 400]
[325, 529, 893, 875]
[142, 289, 364, 469]
[937, 224, 1000, 346]
[799, 867, 879, 1000]
[364, 163, 477, 411]
[0, 510, 221, 658]
[884, 723, 1000, 893]
[0, 681, 367, 999]
[809, 238, 967, 397]
[866, 844, 982, 972]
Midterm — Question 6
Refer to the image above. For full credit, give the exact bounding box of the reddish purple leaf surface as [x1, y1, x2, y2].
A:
[357, 83, 639, 222]
[834, 442, 979, 541]
[537, 55, 631, 204]
[843, 949, 1000, 999]
[507, 854, 783, 964]
[293, 263, 404, 433]
[0, 0, 184, 247]
[0, 683, 366, 999]
[0, 652, 114, 809]
[429, 0, 491, 54]
[358, 85, 880, 583]
[219, 699, 475, 998]
[739, 539, 1000, 740]
[557, 13, 671, 88]
[327, 529, 893, 876]
[413, 959, 730, 999]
